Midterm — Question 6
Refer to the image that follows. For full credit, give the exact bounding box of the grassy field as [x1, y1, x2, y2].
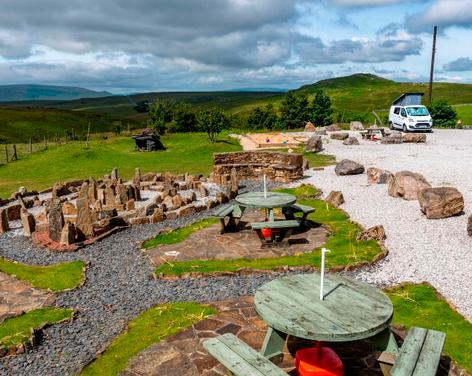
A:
[154, 186, 383, 277]
[0, 132, 241, 198]
[388, 284, 472, 373]
[81, 302, 215, 376]
[0, 107, 120, 143]
[0, 259, 85, 292]
[0, 308, 73, 351]
[455, 104, 472, 125]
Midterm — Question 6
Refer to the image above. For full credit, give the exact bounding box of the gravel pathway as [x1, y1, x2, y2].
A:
[299, 129, 472, 321]
[0, 181, 282, 376]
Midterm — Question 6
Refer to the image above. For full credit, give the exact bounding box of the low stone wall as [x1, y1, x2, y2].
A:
[212, 151, 303, 183]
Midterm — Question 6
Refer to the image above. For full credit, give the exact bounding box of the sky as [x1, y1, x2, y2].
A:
[0, 0, 471, 93]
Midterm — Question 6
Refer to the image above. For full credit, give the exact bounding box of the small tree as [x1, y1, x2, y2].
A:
[247, 104, 279, 130]
[427, 101, 458, 128]
[310, 90, 333, 126]
[147, 100, 175, 135]
[197, 107, 229, 142]
[112, 121, 123, 135]
[172, 103, 197, 132]
[280, 92, 310, 129]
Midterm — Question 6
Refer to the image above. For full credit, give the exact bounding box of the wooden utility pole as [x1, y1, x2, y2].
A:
[428, 26, 438, 103]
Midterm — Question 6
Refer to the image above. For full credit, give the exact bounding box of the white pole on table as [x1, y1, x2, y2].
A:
[320, 248, 331, 301]
[263, 174, 267, 199]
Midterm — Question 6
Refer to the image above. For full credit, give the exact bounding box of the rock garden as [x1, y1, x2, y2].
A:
[1, 130, 472, 376]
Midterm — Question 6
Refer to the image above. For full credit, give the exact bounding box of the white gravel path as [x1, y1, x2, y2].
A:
[300, 129, 472, 321]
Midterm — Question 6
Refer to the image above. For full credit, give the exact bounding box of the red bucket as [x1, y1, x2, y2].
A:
[261, 228, 272, 239]
[295, 343, 343, 376]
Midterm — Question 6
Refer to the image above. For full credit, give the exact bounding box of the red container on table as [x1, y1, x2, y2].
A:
[295, 343, 343, 376]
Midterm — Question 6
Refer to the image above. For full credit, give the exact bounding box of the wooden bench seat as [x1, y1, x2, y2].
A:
[214, 204, 244, 234]
[251, 220, 299, 246]
[282, 203, 315, 226]
[389, 327, 446, 376]
[203, 333, 288, 376]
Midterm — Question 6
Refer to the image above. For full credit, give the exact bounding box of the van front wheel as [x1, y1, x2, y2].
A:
[403, 124, 408, 133]
[389, 122, 394, 130]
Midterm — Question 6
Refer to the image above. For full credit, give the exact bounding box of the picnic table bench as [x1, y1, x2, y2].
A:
[251, 219, 299, 246]
[360, 128, 386, 140]
[282, 203, 315, 226]
[388, 327, 446, 376]
[204, 333, 288, 376]
[214, 204, 244, 233]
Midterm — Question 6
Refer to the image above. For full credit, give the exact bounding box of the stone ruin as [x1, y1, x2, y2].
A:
[212, 151, 303, 184]
[0, 168, 236, 251]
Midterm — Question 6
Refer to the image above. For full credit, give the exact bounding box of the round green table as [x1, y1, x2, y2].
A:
[235, 192, 296, 221]
[254, 273, 397, 358]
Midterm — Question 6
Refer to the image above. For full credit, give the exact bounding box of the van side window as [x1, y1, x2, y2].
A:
[394, 107, 400, 115]
[401, 108, 407, 117]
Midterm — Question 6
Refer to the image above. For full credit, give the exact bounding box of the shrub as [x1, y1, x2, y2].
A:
[428, 100, 458, 128]
[310, 90, 333, 126]
[280, 92, 310, 129]
[247, 104, 279, 130]
[197, 107, 230, 142]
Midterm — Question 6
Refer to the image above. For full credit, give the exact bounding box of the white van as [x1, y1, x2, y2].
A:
[388, 93, 433, 132]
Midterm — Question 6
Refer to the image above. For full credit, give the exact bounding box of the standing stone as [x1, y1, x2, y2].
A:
[172, 195, 182, 208]
[76, 198, 94, 238]
[150, 208, 166, 223]
[326, 191, 345, 207]
[418, 187, 464, 219]
[88, 179, 98, 202]
[0, 209, 10, 233]
[48, 199, 64, 242]
[60, 222, 77, 245]
[126, 199, 135, 211]
[198, 185, 208, 198]
[111, 168, 118, 185]
[115, 184, 128, 205]
[304, 122, 316, 132]
[350, 121, 364, 131]
[20, 209, 36, 237]
[388, 171, 431, 201]
[305, 135, 323, 153]
[133, 168, 142, 186]
[78, 182, 89, 199]
[104, 186, 116, 206]
[97, 188, 106, 204]
[230, 168, 239, 198]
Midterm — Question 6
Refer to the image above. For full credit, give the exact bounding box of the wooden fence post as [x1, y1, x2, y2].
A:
[11, 144, 17, 161]
[4, 144, 8, 163]
[29, 138, 33, 153]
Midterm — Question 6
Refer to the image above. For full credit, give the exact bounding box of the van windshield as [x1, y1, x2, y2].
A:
[406, 107, 429, 116]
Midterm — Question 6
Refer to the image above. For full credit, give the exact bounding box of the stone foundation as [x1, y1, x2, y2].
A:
[212, 151, 303, 183]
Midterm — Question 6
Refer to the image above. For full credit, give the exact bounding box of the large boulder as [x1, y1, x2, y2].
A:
[381, 131, 403, 144]
[367, 167, 393, 184]
[388, 171, 431, 200]
[326, 124, 340, 132]
[304, 122, 316, 132]
[350, 121, 364, 131]
[330, 132, 349, 140]
[342, 137, 359, 146]
[403, 133, 427, 143]
[418, 187, 464, 219]
[326, 191, 344, 207]
[315, 128, 327, 136]
[305, 135, 323, 153]
[335, 159, 365, 176]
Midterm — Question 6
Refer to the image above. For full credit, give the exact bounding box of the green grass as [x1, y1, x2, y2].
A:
[81, 302, 215, 376]
[388, 284, 472, 373]
[142, 218, 219, 249]
[0, 258, 85, 292]
[302, 151, 336, 168]
[154, 186, 382, 277]
[0, 308, 73, 350]
[455, 104, 472, 125]
[0, 132, 241, 198]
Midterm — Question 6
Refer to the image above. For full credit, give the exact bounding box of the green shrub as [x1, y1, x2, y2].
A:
[428, 100, 458, 128]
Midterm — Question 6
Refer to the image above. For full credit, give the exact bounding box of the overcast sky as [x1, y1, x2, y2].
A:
[0, 0, 471, 93]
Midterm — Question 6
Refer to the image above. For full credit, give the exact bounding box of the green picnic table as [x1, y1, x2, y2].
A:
[254, 273, 399, 359]
[235, 191, 297, 222]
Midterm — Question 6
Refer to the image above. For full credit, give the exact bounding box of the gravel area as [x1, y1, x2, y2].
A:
[299, 129, 472, 321]
[0, 180, 282, 376]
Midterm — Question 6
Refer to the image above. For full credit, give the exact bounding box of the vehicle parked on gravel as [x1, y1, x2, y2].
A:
[388, 92, 433, 132]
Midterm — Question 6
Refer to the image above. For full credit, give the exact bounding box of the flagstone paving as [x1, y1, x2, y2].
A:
[121, 297, 394, 376]
[0, 272, 54, 322]
[146, 211, 329, 267]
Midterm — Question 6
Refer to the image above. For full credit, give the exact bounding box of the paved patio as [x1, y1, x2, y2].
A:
[145, 212, 329, 267]
[121, 297, 407, 376]
[0, 272, 54, 322]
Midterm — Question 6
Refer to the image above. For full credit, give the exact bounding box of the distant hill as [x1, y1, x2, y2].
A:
[0, 84, 112, 102]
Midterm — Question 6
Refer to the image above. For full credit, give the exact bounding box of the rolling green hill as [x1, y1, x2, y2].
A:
[0, 84, 111, 102]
